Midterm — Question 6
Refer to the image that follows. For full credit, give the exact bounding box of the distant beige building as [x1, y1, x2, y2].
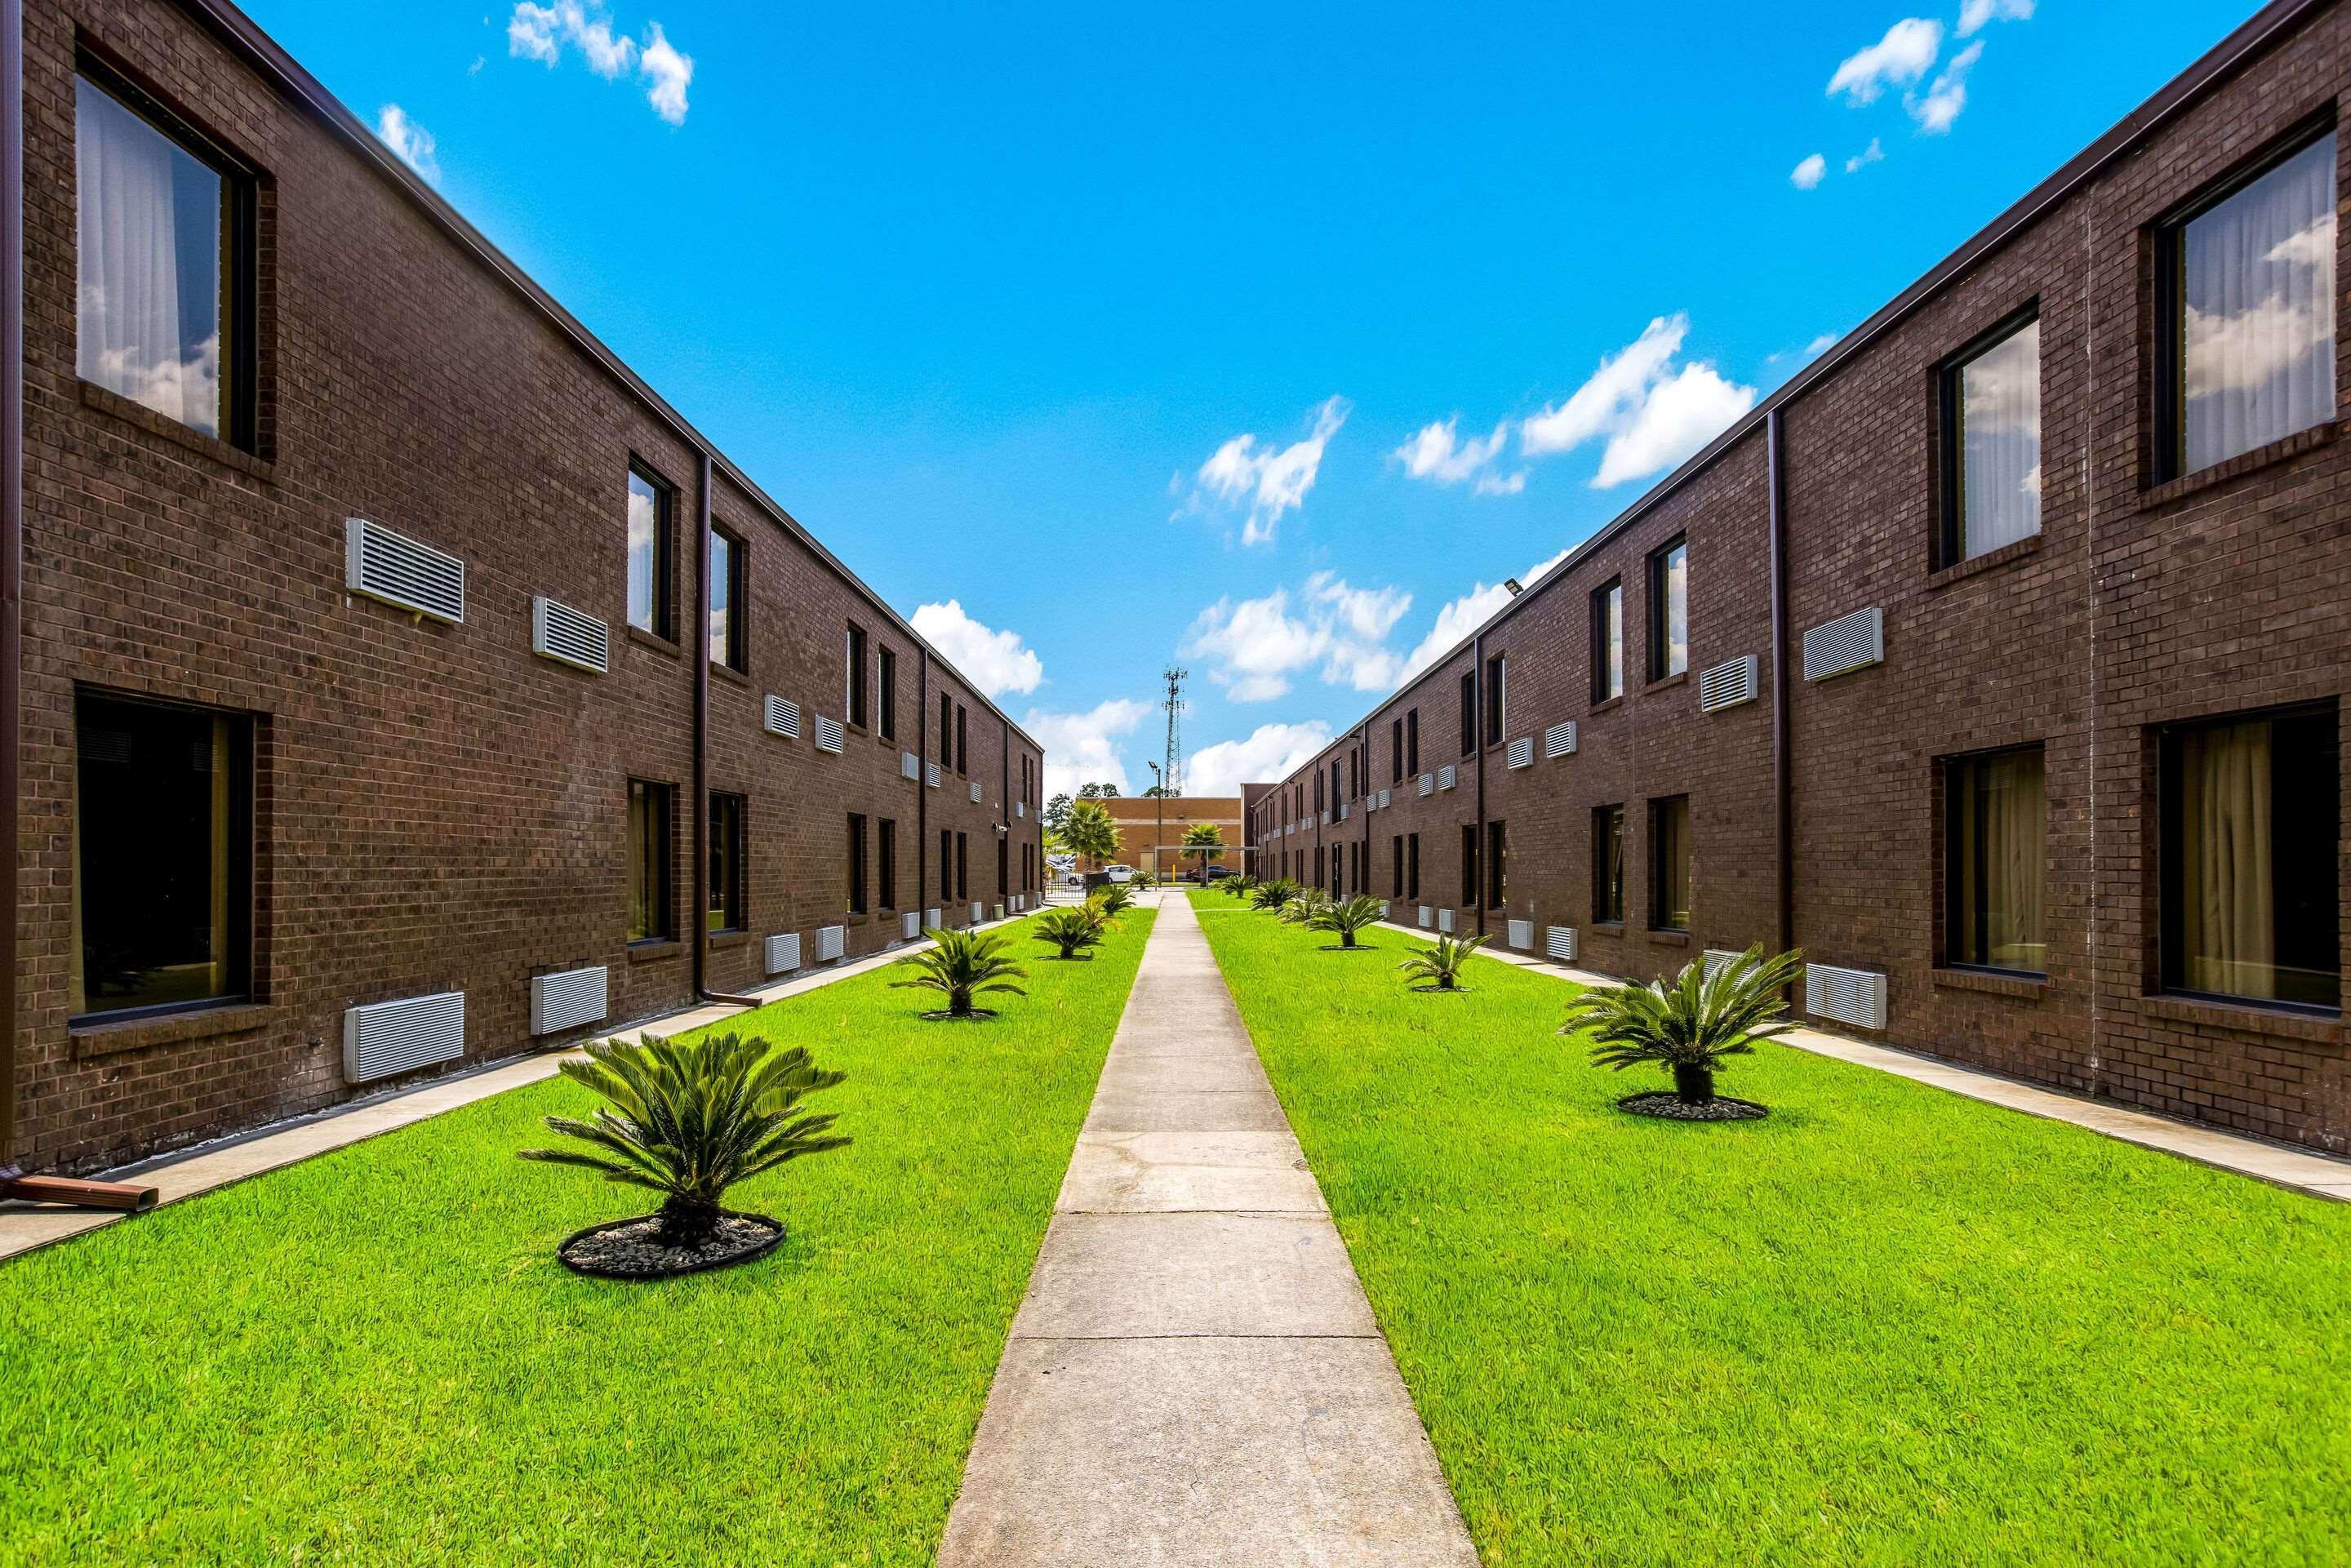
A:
[1100, 796, 1242, 876]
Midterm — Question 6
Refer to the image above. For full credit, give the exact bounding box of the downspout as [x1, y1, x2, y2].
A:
[691, 451, 759, 1008]
[1472, 633, 1487, 939]
[916, 649, 928, 917]
[1767, 409, 1793, 957]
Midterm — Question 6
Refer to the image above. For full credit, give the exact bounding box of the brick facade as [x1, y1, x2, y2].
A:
[7, 0, 1043, 1172]
[1251, 0, 2351, 1153]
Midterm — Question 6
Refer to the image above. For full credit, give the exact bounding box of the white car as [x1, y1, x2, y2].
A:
[1104, 864, 1136, 883]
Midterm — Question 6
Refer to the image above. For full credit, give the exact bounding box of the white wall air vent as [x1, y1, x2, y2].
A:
[816, 925, 845, 962]
[1544, 722, 1578, 759]
[1803, 607, 1885, 682]
[1438, 908, 1456, 934]
[1418, 772, 1435, 797]
[901, 750, 921, 780]
[1320, 810, 1331, 826]
[765, 933, 801, 974]
[926, 907, 942, 930]
[1806, 962, 1887, 1030]
[1546, 926, 1578, 962]
[1702, 948, 1745, 979]
[1378, 788, 1393, 809]
[903, 911, 920, 940]
[1437, 765, 1457, 791]
[1337, 802, 1349, 820]
[1016, 800, 1024, 818]
[763, 696, 802, 739]
[529, 966, 607, 1036]
[1379, 900, 1390, 917]
[927, 762, 941, 788]
[1418, 905, 1434, 929]
[1506, 736, 1535, 769]
[1507, 918, 1534, 950]
[994, 902, 1007, 922]
[816, 717, 846, 753]
[970, 901, 984, 924]
[344, 517, 464, 624]
[1698, 654, 1760, 713]
[971, 781, 984, 804]
[343, 990, 464, 1084]
[531, 597, 609, 673]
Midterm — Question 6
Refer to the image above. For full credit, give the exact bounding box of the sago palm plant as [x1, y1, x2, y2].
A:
[1251, 877, 1302, 913]
[1094, 882, 1137, 919]
[518, 1031, 850, 1243]
[1308, 894, 1385, 948]
[1280, 886, 1333, 925]
[1561, 944, 1807, 1104]
[1033, 904, 1106, 959]
[892, 926, 1029, 1019]
[1398, 933, 1487, 991]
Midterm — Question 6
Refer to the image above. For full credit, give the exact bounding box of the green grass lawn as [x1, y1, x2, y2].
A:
[0, 909, 1153, 1568]
[1189, 890, 2351, 1566]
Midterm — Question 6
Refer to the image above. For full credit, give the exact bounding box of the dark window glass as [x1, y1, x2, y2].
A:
[627, 468, 674, 638]
[1944, 746, 2047, 974]
[956, 705, 968, 774]
[1487, 820, 1507, 908]
[1407, 833, 1420, 899]
[2161, 705, 2340, 1011]
[1484, 655, 1506, 746]
[1591, 580, 1624, 702]
[847, 813, 869, 917]
[879, 648, 897, 740]
[941, 829, 953, 903]
[1647, 538, 1687, 681]
[846, 624, 869, 728]
[1593, 805, 1625, 923]
[709, 530, 745, 671]
[1940, 318, 2042, 564]
[628, 779, 674, 943]
[940, 694, 953, 764]
[1392, 836, 1404, 898]
[956, 831, 969, 900]
[1650, 796, 1691, 931]
[73, 692, 251, 1018]
[709, 792, 746, 933]
[1391, 717, 1404, 783]
[997, 833, 1008, 896]
[1460, 823, 1480, 908]
[1460, 671, 1476, 755]
[880, 816, 899, 912]
[1407, 709, 1420, 775]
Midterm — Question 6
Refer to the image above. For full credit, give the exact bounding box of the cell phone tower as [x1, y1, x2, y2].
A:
[1162, 667, 1186, 797]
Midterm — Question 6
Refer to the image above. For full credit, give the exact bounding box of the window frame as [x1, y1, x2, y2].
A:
[847, 812, 869, 917]
[1937, 305, 2043, 569]
[708, 791, 748, 935]
[878, 647, 897, 740]
[1590, 579, 1624, 703]
[709, 525, 748, 673]
[627, 778, 677, 945]
[1592, 803, 1626, 925]
[1459, 670, 1476, 756]
[1647, 536, 1687, 682]
[1648, 794, 1691, 933]
[627, 464, 678, 642]
[846, 623, 870, 730]
[1486, 820, 1507, 909]
[1460, 823, 1480, 909]
[1484, 653, 1506, 747]
[1939, 742, 2049, 978]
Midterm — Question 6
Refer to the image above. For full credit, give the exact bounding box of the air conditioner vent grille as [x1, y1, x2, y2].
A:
[1698, 654, 1760, 713]
[1507, 918, 1534, 950]
[927, 761, 941, 788]
[1802, 608, 1885, 682]
[1438, 908, 1455, 934]
[1418, 772, 1434, 796]
[1418, 904, 1434, 929]
[344, 990, 465, 1083]
[902, 911, 920, 940]
[764, 697, 801, 739]
[1544, 722, 1577, 759]
[1546, 926, 1578, 962]
[1506, 736, 1535, 769]
[531, 597, 608, 673]
[530, 966, 608, 1035]
[345, 517, 464, 624]
[816, 925, 845, 962]
[1806, 962, 1887, 1029]
[971, 781, 984, 803]
[1437, 765, 1458, 791]
[901, 750, 921, 780]
[765, 933, 801, 974]
[816, 717, 845, 753]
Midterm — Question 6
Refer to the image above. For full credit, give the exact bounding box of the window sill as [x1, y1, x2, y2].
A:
[1642, 671, 1690, 695]
[1588, 920, 1627, 937]
[78, 380, 274, 482]
[626, 627, 682, 660]
[70, 1001, 273, 1059]
[2135, 991, 2342, 1046]
[1647, 929, 1691, 947]
[1589, 695, 1625, 717]
[626, 939, 683, 964]
[708, 929, 749, 949]
[1932, 966, 2049, 999]
[2140, 420, 2338, 509]
[1927, 531, 2044, 591]
[710, 661, 750, 687]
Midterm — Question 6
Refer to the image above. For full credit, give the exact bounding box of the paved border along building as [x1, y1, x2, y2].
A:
[2, 0, 1045, 1175]
[1250, 0, 2351, 1155]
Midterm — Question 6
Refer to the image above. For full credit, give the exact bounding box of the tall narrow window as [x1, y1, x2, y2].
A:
[1592, 580, 1624, 702]
[627, 779, 674, 944]
[1460, 824, 1480, 908]
[940, 694, 953, 764]
[1593, 805, 1625, 924]
[1486, 820, 1507, 908]
[1942, 317, 2042, 562]
[76, 72, 248, 445]
[997, 833, 1009, 896]
[956, 831, 969, 900]
[2160, 129, 2337, 479]
[1407, 833, 1420, 899]
[2161, 704, 2340, 1011]
[1650, 795, 1691, 931]
[941, 829, 954, 904]
[879, 648, 898, 740]
[1391, 717, 1405, 783]
[956, 705, 968, 773]
[709, 793, 746, 933]
[1407, 710, 1420, 775]
[627, 468, 674, 639]
[1484, 654, 1506, 746]
[1460, 671, 1477, 755]
[846, 624, 870, 728]
[1944, 746, 2047, 975]
[72, 691, 252, 1018]
[878, 817, 898, 912]
[1392, 836, 1404, 899]
[1647, 538, 1688, 681]
[709, 529, 745, 671]
[847, 813, 869, 917]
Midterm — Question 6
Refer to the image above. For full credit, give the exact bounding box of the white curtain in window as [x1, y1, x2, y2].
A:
[76, 78, 220, 437]
[1960, 320, 2042, 557]
[2178, 719, 2275, 998]
[2183, 133, 2337, 473]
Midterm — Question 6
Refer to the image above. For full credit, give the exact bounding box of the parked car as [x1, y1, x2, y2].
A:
[1183, 864, 1238, 882]
[1104, 864, 1136, 883]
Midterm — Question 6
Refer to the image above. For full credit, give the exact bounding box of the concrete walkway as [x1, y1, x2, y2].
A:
[938, 892, 1478, 1567]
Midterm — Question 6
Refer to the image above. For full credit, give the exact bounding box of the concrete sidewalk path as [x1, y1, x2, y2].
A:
[937, 893, 1479, 1567]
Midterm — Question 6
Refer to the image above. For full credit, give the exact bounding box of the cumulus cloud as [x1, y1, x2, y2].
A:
[1847, 137, 1885, 174]
[508, 2, 692, 124]
[911, 599, 1043, 699]
[1827, 17, 1942, 105]
[1909, 41, 1982, 134]
[1393, 416, 1511, 485]
[374, 104, 438, 184]
[1520, 315, 1756, 490]
[1179, 397, 1349, 546]
[1958, 0, 2033, 37]
[1806, 332, 1839, 357]
[1024, 698, 1151, 801]
[1182, 572, 1414, 701]
[1184, 722, 1337, 798]
[1791, 153, 1826, 191]
[1393, 548, 1571, 685]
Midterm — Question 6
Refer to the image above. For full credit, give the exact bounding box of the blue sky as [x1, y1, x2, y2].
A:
[256, 0, 2241, 798]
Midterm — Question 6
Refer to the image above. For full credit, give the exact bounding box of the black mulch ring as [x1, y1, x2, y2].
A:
[1317, 944, 1380, 952]
[1615, 1092, 1770, 1122]
[1406, 983, 1470, 993]
[917, 1008, 1002, 1020]
[557, 1210, 785, 1280]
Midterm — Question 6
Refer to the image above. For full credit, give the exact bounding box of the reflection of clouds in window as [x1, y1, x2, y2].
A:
[1662, 544, 1687, 677]
[626, 473, 659, 633]
[76, 77, 224, 438]
[2182, 134, 2336, 473]
[1958, 318, 2040, 556]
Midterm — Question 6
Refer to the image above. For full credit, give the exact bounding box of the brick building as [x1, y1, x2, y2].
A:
[1251, 0, 2351, 1153]
[0, 0, 1045, 1175]
[1100, 796, 1242, 877]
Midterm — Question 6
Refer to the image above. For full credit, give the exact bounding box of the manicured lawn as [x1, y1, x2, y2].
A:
[1189, 891, 2351, 1566]
[0, 909, 1152, 1567]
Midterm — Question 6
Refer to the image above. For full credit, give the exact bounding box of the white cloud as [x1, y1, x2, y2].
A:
[1791, 153, 1826, 191]
[1846, 137, 1885, 174]
[1958, 0, 2033, 37]
[1393, 548, 1571, 685]
[1473, 469, 1527, 495]
[1393, 416, 1511, 486]
[1520, 315, 1756, 490]
[1908, 41, 1982, 134]
[1180, 397, 1349, 546]
[1806, 332, 1839, 357]
[1827, 17, 1942, 105]
[373, 104, 438, 184]
[1025, 698, 1151, 801]
[1184, 722, 1336, 798]
[1182, 572, 1413, 701]
[508, 2, 691, 123]
[911, 599, 1043, 698]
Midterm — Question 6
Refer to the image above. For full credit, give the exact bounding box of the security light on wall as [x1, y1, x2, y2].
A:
[1504, 578, 1523, 594]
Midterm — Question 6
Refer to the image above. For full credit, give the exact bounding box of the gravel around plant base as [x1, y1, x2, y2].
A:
[1615, 1092, 1770, 1122]
[558, 1211, 784, 1279]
